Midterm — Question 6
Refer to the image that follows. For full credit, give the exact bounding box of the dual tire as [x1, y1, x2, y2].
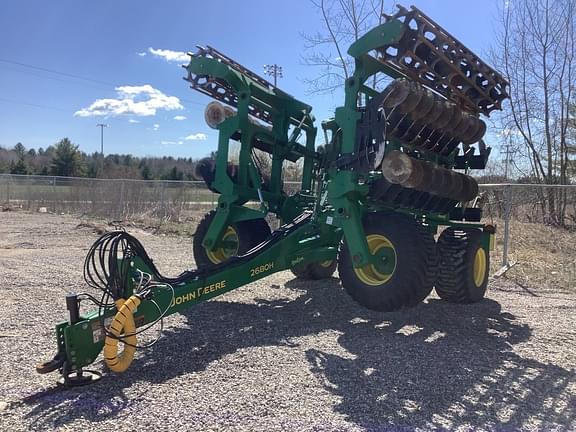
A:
[435, 228, 489, 303]
[194, 211, 338, 279]
[337, 212, 489, 312]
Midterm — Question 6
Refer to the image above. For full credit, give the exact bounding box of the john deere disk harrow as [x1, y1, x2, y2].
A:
[38, 5, 507, 386]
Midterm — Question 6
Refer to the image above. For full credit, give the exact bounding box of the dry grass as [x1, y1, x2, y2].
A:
[75, 212, 207, 237]
[489, 218, 576, 293]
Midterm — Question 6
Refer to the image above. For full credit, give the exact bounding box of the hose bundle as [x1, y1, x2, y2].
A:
[83, 230, 196, 302]
[81, 230, 193, 372]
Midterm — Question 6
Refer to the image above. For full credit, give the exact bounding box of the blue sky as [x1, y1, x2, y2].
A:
[0, 0, 501, 159]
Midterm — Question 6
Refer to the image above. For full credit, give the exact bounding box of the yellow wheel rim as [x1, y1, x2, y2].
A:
[473, 247, 487, 287]
[354, 234, 397, 286]
[206, 226, 239, 264]
[319, 260, 333, 268]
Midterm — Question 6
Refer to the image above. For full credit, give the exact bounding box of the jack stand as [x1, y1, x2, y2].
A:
[54, 293, 102, 386]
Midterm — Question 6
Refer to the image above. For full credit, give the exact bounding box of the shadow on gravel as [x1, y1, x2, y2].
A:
[22, 278, 575, 430]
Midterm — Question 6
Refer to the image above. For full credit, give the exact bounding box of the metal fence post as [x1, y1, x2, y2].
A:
[502, 185, 512, 267]
[160, 182, 166, 224]
[118, 180, 126, 220]
[5, 175, 10, 204]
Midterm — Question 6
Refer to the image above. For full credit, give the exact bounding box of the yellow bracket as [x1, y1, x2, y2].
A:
[103, 296, 141, 373]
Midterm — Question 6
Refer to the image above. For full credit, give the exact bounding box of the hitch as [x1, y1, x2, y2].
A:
[36, 293, 102, 386]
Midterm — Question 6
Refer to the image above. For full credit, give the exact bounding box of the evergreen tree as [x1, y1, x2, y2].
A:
[141, 164, 152, 180]
[162, 166, 183, 180]
[9, 159, 28, 174]
[51, 138, 85, 177]
[13, 142, 26, 159]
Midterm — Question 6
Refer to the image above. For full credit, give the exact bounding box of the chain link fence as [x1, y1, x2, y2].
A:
[0, 174, 223, 222]
[1, 174, 575, 276]
[0, 174, 302, 231]
[479, 183, 576, 293]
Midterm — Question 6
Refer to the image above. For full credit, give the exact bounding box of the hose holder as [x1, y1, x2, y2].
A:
[103, 296, 141, 373]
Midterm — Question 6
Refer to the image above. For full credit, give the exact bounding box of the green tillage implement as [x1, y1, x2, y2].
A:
[38, 4, 506, 386]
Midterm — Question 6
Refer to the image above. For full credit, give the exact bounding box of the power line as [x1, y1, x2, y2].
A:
[0, 58, 115, 87]
[0, 58, 208, 108]
[0, 95, 205, 115]
[0, 63, 111, 90]
[0, 97, 70, 113]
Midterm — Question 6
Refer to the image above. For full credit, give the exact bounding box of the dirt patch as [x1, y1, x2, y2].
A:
[75, 222, 108, 235]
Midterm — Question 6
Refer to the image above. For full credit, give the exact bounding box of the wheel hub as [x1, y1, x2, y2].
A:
[206, 226, 239, 264]
[473, 247, 487, 287]
[354, 234, 397, 286]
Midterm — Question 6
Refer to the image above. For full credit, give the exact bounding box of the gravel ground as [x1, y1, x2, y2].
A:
[0, 212, 575, 431]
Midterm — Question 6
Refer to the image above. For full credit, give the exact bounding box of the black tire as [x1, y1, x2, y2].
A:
[338, 212, 435, 312]
[436, 228, 489, 303]
[291, 259, 337, 280]
[408, 225, 437, 306]
[193, 211, 271, 268]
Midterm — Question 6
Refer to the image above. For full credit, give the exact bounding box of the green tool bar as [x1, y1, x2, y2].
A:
[184, 48, 314, 129]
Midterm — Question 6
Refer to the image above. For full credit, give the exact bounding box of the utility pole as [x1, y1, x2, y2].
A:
[500, 135, 516, 267]
[96, 123, 108, 177]
[263, 64, 283, 87]
[500, 132, 520, 181]
[503, 137, 511, 180]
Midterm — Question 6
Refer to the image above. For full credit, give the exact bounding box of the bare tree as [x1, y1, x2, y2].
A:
[490, 0, 576, 225]
[301, 0, 390, 95]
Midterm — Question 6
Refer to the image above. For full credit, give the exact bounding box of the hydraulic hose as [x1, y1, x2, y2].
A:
[103, 296, 141, 372]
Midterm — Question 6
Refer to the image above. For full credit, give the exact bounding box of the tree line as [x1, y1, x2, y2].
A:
[0, 139, 203, 181]
[0, 139, 304, 182]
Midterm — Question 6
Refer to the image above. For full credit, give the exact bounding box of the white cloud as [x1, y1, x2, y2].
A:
[128, 119, 140, 123]
[185, 133, 207, 141]
[152, 123, 160, 131]
[161, 140, 184, 146]
[148, 47, 189, 63]
[74, 85, 183, 117]
[173, 115, 187, 121]
[137, 52, 147, 57]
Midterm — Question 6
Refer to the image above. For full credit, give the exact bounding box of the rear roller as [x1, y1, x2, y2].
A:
[338, 212, 435, 312]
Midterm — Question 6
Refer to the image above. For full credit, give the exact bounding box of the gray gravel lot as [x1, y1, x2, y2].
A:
[0, 212, 575, 431]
